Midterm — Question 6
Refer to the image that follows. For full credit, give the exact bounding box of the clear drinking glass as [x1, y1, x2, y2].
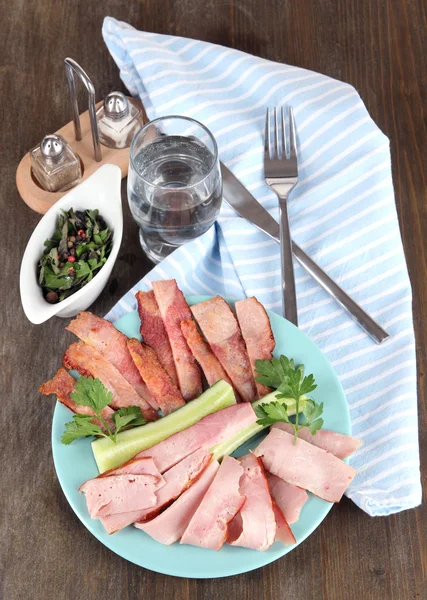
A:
[128, 116, 222, 263]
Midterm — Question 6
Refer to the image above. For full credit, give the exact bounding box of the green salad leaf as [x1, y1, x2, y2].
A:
[254, 355, 323, 442]
[61, 376, 146, 445]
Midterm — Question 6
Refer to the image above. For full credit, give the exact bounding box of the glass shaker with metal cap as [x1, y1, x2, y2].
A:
[96, 91, 144, 149]
[30, 134, 82, 192]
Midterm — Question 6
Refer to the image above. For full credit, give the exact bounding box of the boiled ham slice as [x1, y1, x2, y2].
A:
[66, 311, 157, 408]
[127, 338, 185, 415]
[272, 501, 296, 546]
[180, 456, 246, 550]
[100, 449, 212, 534]
[227, 454, 276, 551]
[152, 280, 202, 401]
[273, 422, 363, 459]
[180, 319, 233, 388]
[39, 367, 115, 430]
[63, 342, 158, 422]
[254, 428, 356, 503]
[266, 472, 308, 524]
[135, 460, 220, 545]
[136, 290, 178, 387]
[79, 457, 164, 518]
[191, 297, 257, 402]
[136, 403, 257, 473]
[235, 297, 275, 398]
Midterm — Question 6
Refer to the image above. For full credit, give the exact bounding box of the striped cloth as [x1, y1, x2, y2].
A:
[102, 16, 422, 516]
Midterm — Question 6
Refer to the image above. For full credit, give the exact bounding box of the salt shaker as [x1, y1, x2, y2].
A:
[30, 134, 82, 192]
[96, 92, 144, 149]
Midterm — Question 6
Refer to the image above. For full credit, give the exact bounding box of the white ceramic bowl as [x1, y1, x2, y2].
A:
[20, 164, 123, 324]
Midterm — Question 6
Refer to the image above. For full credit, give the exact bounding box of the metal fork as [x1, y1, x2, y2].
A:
[264, 106, 298, 325]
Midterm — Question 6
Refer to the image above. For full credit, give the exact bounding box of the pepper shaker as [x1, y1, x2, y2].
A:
[96, 92, 144, 149]
[30, 134, 82, 192]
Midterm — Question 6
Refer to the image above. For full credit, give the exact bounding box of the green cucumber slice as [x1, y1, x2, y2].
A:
[91, 380, 236, 473]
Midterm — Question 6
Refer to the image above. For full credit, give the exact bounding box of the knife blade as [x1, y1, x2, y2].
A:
[220, 162, 389, 344]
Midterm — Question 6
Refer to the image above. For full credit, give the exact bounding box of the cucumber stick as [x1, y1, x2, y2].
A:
[92, 380, 236, 473]
[210, 391, 307, 461]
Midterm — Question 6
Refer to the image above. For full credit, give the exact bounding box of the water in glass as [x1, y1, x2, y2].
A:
[128, 133, 222, 263]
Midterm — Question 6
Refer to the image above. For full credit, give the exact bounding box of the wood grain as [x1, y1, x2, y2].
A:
[0, 1, 425, 599]
[16, 99, 145, 214]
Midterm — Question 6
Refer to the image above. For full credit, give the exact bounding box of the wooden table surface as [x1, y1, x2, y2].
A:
[1, 1, 426, 599]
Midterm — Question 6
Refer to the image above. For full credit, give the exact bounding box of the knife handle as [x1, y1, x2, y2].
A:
[291, 241, 389, 344]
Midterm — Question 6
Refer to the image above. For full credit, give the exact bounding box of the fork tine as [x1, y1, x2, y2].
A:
[281, 106, 288, 158]
[265, 108, 271, 158]
[274, 107, 279, 159]
[289, 106, 297, 157]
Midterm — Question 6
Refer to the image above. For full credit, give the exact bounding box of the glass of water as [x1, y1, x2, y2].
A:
[128, 116, 222, 263]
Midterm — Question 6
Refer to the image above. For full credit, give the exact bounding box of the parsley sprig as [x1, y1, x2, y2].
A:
[61, 376, 146, 445]
[254, 355, 323, 442]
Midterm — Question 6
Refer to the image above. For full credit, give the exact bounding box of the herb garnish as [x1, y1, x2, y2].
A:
[38, 208, 113, 303]
[61, 376, 146, 445]
[254, 355, 323, 442]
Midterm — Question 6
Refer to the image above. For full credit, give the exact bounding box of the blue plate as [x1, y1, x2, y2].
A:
[52, 295, 350, 578]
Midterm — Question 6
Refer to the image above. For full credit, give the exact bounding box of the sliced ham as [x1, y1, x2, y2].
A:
[136, 403, 257, 473]
[100, 449, 212, 534]
[152, 280, 202, 401]
[227, 454, 276, 551]
[127, 338, 185, 415]
[180, 319, 233, 388]
[235, 297, 275, 398]
[79, 457, 163, 519]
[272, 501, 296, 546]
[98, 456, 161, 479]
[273, 422, 363, 459]
[191, 297, 257, 402]
[254, 428, 356, 503]
[180, 456, 246, 550]
[66, 311, 157, 408]
[135, 460, 220, 545]
[63, 341, 158, 422]
[266, 472, 308, 525]
[80, 473, 161, 518]
[136, 290, 178, 387]
[39, 367, 115, 431]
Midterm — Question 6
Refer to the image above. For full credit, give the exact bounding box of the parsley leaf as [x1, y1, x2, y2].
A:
[254, 355, 323, 442]
[71, 376, 113, 413]
[62, 377, 147, 445]
[112, 406, 146, 439]
[61, 415, 107, 445]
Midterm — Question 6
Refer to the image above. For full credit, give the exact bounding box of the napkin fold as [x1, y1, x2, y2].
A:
[101, 16, 422, 516]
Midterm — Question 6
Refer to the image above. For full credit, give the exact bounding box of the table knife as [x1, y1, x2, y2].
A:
[221, 162, 389, 344]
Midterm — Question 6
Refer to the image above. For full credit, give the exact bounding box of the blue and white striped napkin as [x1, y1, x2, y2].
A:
[102, 17, 422, 516]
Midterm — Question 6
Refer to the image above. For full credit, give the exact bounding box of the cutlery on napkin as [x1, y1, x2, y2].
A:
[101, 16, 422, 516]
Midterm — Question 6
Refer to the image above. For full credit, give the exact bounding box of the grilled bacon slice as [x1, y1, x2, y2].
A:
[63, 342, 158, 421]
[39, 367, 114, 431]
[191, 296, 257, 402]
[66, 311, 157, 409]
[235, 297, 275, 398]
[152, 280, 202, 401]
[127, 338, 185, 415]
[136, 290, 178, 388]
[180, 319, 233, 388]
